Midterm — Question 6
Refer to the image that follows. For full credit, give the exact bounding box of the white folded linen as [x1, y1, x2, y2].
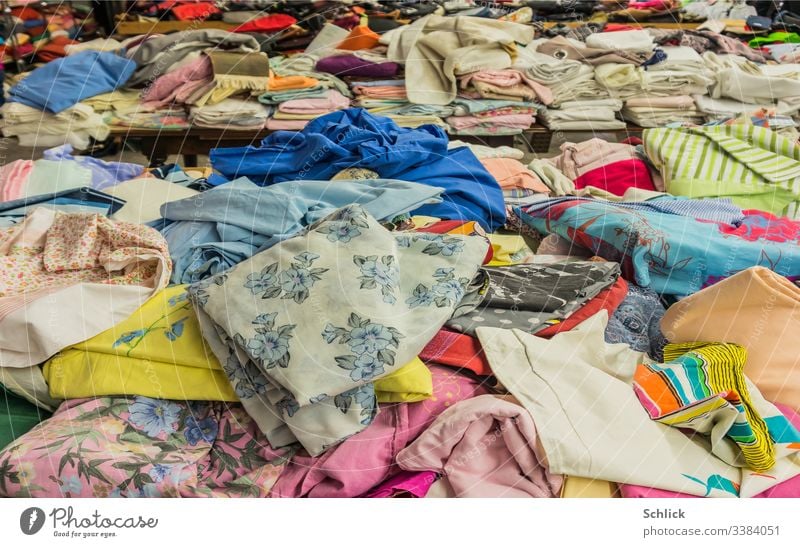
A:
[648, 46, 706, 72]
[0, 102, 109, 149]
[585, 30, 654, 52]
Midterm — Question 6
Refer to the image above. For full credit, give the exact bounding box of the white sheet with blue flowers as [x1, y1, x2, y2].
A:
[188, 204, 488, 456]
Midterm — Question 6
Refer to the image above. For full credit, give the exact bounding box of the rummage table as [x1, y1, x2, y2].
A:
[110, 126, 271, 167]
[110, 126, 519, 166]
[110, 124, 649, 167]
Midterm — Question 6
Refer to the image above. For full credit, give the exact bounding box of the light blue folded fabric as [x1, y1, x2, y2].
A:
[160, 177, 443, 284]
[451, 98, 536, 115]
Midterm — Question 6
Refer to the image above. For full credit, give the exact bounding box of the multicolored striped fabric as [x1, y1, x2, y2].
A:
[634, 342, 775, 472]
[643, 124, 800, 218]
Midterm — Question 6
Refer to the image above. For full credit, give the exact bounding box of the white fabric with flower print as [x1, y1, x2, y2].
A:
[189, 204, 488, 456]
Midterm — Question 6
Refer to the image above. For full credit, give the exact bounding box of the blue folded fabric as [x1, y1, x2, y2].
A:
[9, 51, 136, 113]
[209, 108, 506, 231]
[159, 177, 444, 284]
[0, 187, 125, 218]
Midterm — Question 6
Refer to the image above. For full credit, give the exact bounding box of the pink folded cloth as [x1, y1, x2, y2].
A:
[625, 95, 695, 109]
[277, 89, 350, 115]
[480, 157, 551, 193]
[269, 366, 488, 498]
[365, 471, 438, 498]
[353, 85, 408, 100]
[397, 395, 563, 498]
[459, 69, 553, 105]
[265, 118, 308, 130]
[0, 159, 34, 202]
[141, 55, 213, 109]
[446, 113, 535, 131]
[621, 403, 800, 498]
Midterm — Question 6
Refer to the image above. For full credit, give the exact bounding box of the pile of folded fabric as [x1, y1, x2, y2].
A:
[539, 98, 626, 130]
[268, 89, 350, 130]
[621, 95, 704, 127]
[190, 98, 271, 130]
[3, 50, 135, 149]
[446, 97, 539, 136]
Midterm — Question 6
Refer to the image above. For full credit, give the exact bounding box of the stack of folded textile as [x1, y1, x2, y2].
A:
[4, 50, 134, 149]
[190, 98, 271, 129]
[258, 55, 353, 108]
[0, 102, 109, 150]
[259, 70, 324, 105]
[539, 98, 626, 130]
[139, 54, 214, 124]
[704, 51, 800, 116]
[268, 89, 350, 130]
[446, 96, 539, 136]
[640, 45, 714, 97]
[621, 96, 704, 127]
[479, 156, 551, 212]
[350, 79, 449, 127]
[521, 50, 609, 105]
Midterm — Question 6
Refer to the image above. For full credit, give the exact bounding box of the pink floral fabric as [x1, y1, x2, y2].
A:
[0, 210, 170, 296]
[0, 397, 291, 498]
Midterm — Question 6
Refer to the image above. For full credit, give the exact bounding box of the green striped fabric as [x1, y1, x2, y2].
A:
[643, 125, 800, 218]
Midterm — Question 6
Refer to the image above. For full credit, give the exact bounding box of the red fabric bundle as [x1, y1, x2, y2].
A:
[574, 158, 656, 196]
[171, 2, 220, 20]
[234, 14, 297, 33]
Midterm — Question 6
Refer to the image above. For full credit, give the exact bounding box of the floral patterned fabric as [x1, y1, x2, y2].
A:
[0, 208, 171, 370]
[0, 396, 291, 498]
[188, 204, 489, 456]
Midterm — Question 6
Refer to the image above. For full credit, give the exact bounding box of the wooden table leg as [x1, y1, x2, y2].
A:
[139, 137, 169, 167]
[183, 154, 198, 168]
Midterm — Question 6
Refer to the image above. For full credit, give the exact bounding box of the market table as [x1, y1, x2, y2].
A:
[110, 126, 522, 166]
[110, 124, 649, 166]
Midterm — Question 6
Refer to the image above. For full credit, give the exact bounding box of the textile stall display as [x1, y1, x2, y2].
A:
[2, 0, 800, 502]
[6, 1, 800, 145]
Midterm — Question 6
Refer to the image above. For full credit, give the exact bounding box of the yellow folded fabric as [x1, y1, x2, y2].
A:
[560, 476, 619, 498]
[44, 285, 236, 401]
[486, 234, 534, 266]
[44, 285, 432, 403]
[375, 357, 432, 403]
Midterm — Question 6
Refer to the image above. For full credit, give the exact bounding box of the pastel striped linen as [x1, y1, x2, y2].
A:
[643, 125, 800, 218]
[634, 342, 791, 473]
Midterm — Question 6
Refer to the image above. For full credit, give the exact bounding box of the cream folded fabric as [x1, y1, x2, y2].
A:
[538, 119, 627, 130]
[713, 69, 800, 103]
[585, 30, 655, 52]
[626, 95, 695, 109]
[190, 98, 270, 128]
[648, 46, 706, 72]
[108, 178, 200, 224]
[387, 15, 534, 105]
[0, 102, 109, 150]
[476, 313, 800, 498]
